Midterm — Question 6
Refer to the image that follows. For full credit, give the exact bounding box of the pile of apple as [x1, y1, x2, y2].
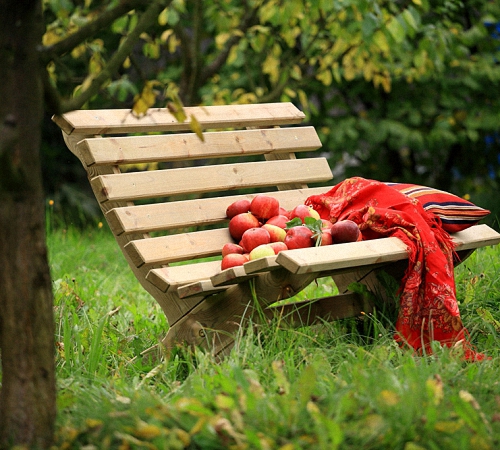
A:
[220, 194, 361, 270]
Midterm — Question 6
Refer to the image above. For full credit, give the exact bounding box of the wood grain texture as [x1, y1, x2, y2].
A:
[52, 102, 305, 135]
[125, 228, 231, 267]
[448, 224, 500, 250]
[146, 260, 221, 293]
[177, 280, 229, 299]
[91, 158, 332, 203]
[276, 238, 409, 275]
[77, 126, 321, 166]
[276, 224, 500, 275]
[105, 186, 330, 235]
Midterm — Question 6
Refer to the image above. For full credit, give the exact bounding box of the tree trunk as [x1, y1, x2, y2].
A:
[0, 0, 56, 447]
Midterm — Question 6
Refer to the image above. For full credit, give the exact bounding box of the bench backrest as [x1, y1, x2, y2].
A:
[53, 103, 332, 311]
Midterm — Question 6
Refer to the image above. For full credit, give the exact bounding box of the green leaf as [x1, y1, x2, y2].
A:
[111, 15, 129, 34]
[285, 217, 303, 229]
[373, 30, 390, 54]
[387, 16, 406, 43]
[304, 216, 322, 232]
[402, 9, 419, 32]
[361, 13, 378, 38]
[167, 8, 180, 26]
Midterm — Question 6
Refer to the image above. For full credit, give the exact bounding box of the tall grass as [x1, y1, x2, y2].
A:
[47, 224, 500, 449]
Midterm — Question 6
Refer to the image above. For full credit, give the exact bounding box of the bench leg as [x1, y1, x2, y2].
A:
[263, 291, 374, 327]
[161, 269, 318, 357]
[160, 265, 388, 357]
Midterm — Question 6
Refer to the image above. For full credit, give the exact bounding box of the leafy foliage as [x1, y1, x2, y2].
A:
[41, 0, 500, 221]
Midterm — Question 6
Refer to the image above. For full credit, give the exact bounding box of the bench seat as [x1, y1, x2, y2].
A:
[148, 224, 500, 299]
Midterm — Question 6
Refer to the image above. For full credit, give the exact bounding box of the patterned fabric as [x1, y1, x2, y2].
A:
[385, 182, 490, 233]
[306, 177, 485, 361]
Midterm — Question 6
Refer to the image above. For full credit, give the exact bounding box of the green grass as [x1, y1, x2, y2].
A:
[47, 225, 500, 449]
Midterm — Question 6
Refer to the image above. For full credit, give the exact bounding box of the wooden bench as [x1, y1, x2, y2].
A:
[52, 102, 500, 357]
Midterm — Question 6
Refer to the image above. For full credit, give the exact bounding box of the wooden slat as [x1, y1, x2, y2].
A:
[146, 260, 221, 292]
[448, 224, 500, 251]
[265, 292, 373, 326]
[276, 224, 500, 275]
[52, 103, 305, 135]
[243, 256, 279, 274]
[106, 186, 330, 236]
[77, 127, 321, 167]
[125, 228, 231, 267]
[176, 256, 278, 298]
[177, 280, 229, 299]
[147, 224, 500, 295]
[277, 238, 409, 275]
[264, 152, 308, 191]
[210, 265, 258, 287]
[92, 158, 333, 203]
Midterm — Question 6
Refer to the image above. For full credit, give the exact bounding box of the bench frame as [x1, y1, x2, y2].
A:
[53, 103, 500, 357]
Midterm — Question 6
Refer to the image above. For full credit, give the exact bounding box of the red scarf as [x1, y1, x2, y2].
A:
[306, 177, 485, 361]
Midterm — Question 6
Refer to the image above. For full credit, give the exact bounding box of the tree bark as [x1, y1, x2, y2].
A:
[0, 0, 56, 447]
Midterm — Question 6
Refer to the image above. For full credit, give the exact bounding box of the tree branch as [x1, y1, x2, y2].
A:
[256, 72, 290, 103]
[39, 0, 150, 62]
[41, 66, 64, 115]
[60, 0, 172, 113]
[188, 0, 203, 101]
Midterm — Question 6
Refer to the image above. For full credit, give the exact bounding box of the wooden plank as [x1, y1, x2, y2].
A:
[276, 238, 409, 275]
[106, 186, 330, 235]
[168, 225, 500, 298]
[52, 103, 305, 135]
[92, 157, 333, 203]
[265, 292, 373, 326]
[175, 256, 279, 298]
[210, 265, 258, 287]
[177, 280, 230, 299]
[146, 260, 221, 292]
[125, 228, 231, 267]
[77, 127, 321, 167]
[448, 224, 500, 250]
[243, 256, 279, 273]
[276, 224, 500, 275]
[264, 152, 308, 191]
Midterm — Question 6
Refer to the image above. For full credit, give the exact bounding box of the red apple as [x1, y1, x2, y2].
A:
[229, 212, 260, 241]
[269, 242, 288, 254]
[315, 229, 333, 246]
[221, 243, 245, 257]
[262, 223, 286, 242]
[240, 227, 271, 252]
[221, 253, 249, 270]
[320, 219, 333, 230]
[250, 195, 280, 220]
[249, 244, 276, 260]
[330, 219, 360, 244]
[226, 199, 251, 219]
[284, 226, 314, 249]
[290, 204, 321, 223]
[279, 207, 291, 218]
[265, 214, 290, 229]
